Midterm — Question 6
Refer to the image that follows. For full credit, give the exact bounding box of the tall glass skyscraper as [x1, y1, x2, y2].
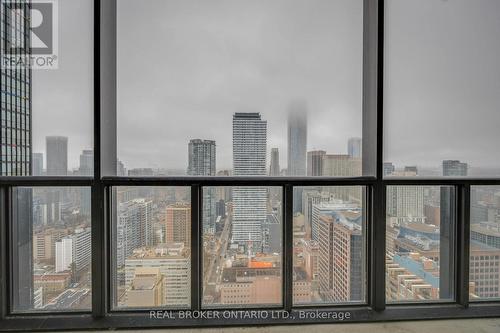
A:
[1, 0, 33, 310]
[79, 149, 94, 176]
[232, 113, 267, 252]
[287, 103, 307, 213]
[46, 136, 68, 176]
[269, 147, 280, 176]
[188, 139, 216, 233]
[1, 0, 32, 176]
[287, 102, 307, 177]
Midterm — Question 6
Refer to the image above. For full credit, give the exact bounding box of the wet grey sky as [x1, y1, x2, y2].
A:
[384, 0, 500, 171]
[32, 0, 93, 171]
[117, 0, 362, 171]
[31, 0, 500, 173]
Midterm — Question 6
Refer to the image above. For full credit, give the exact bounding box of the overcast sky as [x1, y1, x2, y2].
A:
[32, 0, 500, 173]
[117, 0, 362, 171]
[384, 0, 500, 171]
[32, 0, 93, 171]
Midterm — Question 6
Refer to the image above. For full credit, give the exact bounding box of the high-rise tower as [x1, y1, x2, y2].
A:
[46, 136, 68, 176]
[442, 160, 468, 177]
[1, 0, 33, 310]
[269, 148, 280, 176]
[79, 150, 94, 176]
[1, 0, 32, 176]
[187, 139, 216, 176]
[187, 139, 216, 233]
[232, 113, 267, 252]
[287, 102, 307, 213]
[233, 113, 267, 175]
[287, 102, 307, 176]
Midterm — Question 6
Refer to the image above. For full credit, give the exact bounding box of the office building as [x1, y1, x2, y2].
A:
[54, 227, 91, 273]
[55, 237, 73, 273]
[387, 186, 425, 224]
[287, 102, 307, 177]
[116, 199, 154, 268]
[72, 227, 92, 272]
[288, 103, 307, 213]
[443, 160, 468, 177]
[383, 162, 395, 176]
[125, 267, 164, 307]
[302, 189, 334, 238]
[232, 113, 267, 251]
[307, 150, 326, 177]
[164, 203, 191, 246]
[311, 201, 359, 242]
[471, 222, 500, 249]
[33, 228, 67, 261]
[187, 139, 216, 176]
[293, 267, 313, 304]
[0, 4, 31, 176]
[317, 210, 364, 303]
[318, 216, 335, 301]
[322, 154, 362, 177]
[46, 136, 68, 176]
[1, 5, 33, 310]
[33, 189, 61, 226]
[79, 150, 93, 176]
[232, 113, 267, 176]
[302, 240, 319, 281]
[269, 148, 280, 176]
[219, 255, 282, 305]
[331, 215, 364, 302]
[124, 243, 190, 307]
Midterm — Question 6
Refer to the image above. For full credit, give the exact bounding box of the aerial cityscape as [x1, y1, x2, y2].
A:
[1, 0, 499, 314]
[3, 102, 499, 310]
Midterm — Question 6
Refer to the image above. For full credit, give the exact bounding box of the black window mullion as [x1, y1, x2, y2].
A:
[91, 183, 105, 317]
[364, 0, 385, 312]
[0, 186, 7, 319]
[457, 184, 471, 307]
[439, 186, 456, 300]
[370, 183, 386, 311]
[92, 0, 105, 318]
[191, 184, 201, 311]
[283, 184, 293, 311]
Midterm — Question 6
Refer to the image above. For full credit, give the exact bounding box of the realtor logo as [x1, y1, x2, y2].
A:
[2, 0, 58, 69]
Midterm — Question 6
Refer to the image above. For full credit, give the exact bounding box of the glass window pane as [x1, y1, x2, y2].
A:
[202, 186, 282, 308]
[11, 187, 91, 312]
[116, 0, 363, 177]
[386, 186, 455, 303]
[384, 0, 500, 177]
[111, 186, 191, 309]
[470, 186, 500, 301]
[0, 0, 94, 176]
[292, 186, 366, 305]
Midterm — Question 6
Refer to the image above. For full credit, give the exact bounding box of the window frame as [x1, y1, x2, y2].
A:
[0, 0, 499, 331]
